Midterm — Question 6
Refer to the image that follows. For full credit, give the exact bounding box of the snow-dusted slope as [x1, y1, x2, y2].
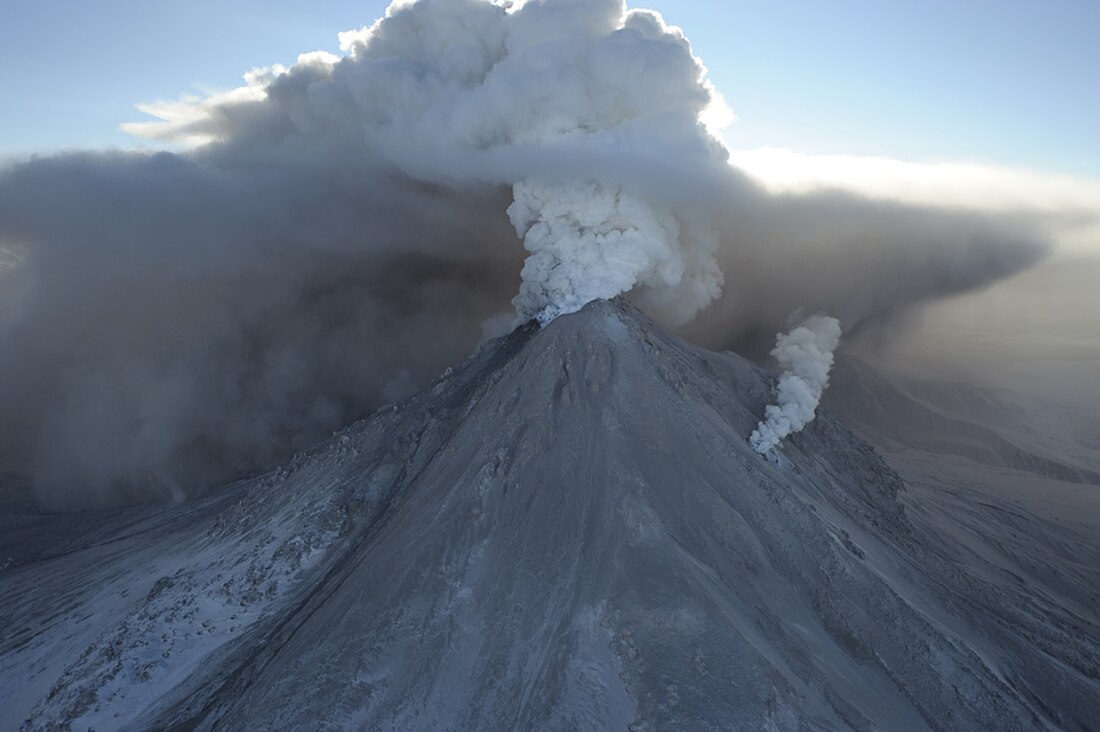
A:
[2, 300, 1099, 730]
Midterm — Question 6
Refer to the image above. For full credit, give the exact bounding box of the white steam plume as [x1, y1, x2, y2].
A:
[750, 315, 842, 454]
[132, 0, 731, 326]
[509, 180, 721, 324]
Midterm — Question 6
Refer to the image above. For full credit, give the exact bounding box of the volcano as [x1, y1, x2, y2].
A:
[2, 299, 1098, 730]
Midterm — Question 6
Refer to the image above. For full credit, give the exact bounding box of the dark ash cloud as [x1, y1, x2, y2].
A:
[0, 0, 1050, 508]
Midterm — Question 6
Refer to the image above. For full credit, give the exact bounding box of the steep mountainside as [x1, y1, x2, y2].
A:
[2, 300, 1098, 731]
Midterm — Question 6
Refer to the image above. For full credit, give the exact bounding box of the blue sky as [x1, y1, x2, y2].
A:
[2, 0, 1098, 176]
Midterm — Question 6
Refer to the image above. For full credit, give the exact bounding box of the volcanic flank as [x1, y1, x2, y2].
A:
[2, 299, 1098, 731]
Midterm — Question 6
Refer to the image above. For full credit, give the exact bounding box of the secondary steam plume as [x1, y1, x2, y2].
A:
[750, 315, 842, 454]
[0, 0, 1051, 508]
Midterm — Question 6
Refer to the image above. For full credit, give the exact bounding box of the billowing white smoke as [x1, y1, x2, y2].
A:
[750, 315, 842, 454]
[509, 180, 721, 324]
[132, 0, 731, 326]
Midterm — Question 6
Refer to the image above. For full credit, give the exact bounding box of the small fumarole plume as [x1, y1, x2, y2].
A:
[750, 316, 842, 454]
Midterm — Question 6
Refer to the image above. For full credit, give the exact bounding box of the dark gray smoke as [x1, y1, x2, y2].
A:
[0, 0, 1049, 508]
[0, 152, 523, 507]
[687, 183, 1049, 356]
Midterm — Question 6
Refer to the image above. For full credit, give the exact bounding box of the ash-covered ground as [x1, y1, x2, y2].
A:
[2, 300, 1098, 731]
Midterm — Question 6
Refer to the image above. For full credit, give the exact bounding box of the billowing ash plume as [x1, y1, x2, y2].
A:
[0, 0, 1050, 508]
[750, 316, 842, 454]
[135, 0, 731, 325]
[510, 180, 721, 324]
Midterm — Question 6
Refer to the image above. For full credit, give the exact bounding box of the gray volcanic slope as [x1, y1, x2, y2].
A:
[2, 299, 1099, 730]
